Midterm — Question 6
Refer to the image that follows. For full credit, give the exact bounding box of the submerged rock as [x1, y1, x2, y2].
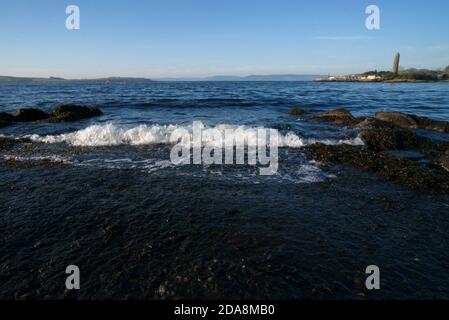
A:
[0, 136, 31, 151]
[50, 104, 103, 122]
[355, 117, 397, 129]
[373, 112, 449, 133]
[288, 108, 306, 116]
[437, 151, 449, 172]
[360, 128, 434, 152]
[0, 105, 103, 124]
[387, 150, 427, 160]
[0, 120, 12, 128]
[305, 143, 449, 194]
[313, 108, 357, 126]
[0, 112, 14, 122]
[0, 137, 17, 150]
[0, 112, 13, 127]
[13, 108, 50, 122]
[409, 115, 449, 133]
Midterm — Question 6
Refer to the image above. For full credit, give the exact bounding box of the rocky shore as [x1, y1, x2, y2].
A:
[291, 108, 449, 193]
[0, 104, 103, 127]
[1, 104, 448, 195]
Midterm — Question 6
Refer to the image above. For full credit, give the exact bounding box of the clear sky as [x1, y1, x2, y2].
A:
[1, 0, 448, 78]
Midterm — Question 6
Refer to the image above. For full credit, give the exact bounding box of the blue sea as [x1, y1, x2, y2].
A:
[1, 81, 449, 299]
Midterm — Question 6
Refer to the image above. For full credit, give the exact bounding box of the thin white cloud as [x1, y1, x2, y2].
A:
[315, 36, 371, 41]
[426, 45, 449, 52]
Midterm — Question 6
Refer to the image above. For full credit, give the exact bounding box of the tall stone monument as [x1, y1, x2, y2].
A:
[392, 52, 400, 76]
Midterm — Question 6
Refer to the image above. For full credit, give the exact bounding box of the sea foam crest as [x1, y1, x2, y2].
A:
[29, 122, 364, 148]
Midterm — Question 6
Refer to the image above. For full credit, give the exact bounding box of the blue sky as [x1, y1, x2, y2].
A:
[1, 0, 448, 78]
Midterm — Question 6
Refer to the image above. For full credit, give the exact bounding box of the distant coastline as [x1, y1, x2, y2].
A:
[315, 78, 449, 83]
[0, 74, 323, 83]
[316, 56, 449, 83]
[0, 76, 154, 84]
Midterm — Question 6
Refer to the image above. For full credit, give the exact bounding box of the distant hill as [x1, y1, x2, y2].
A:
[0, 76, 66, 83]
[157, 74, 323, 81]
[0, 74, 323, 83]
[0, 76, 154, 83]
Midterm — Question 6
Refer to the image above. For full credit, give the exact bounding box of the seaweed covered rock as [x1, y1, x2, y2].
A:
[0, 137, 17, 150]
[305, 143, 449, 194]
[409, 115, 449, 133]
[355, 117, 398, 129]
[374, 112, 449, 133]
[0, 120, 12, 128]
[50, 104, 103, 122]
[13, 108, 50, 122]
[374, 112, 418, 129]
[0, 112, 14, 122]
[437, 151, 449, 172]
[313, 108, 357, 125]
[360, 128, 434, 151]
[0, 136, 31, 151]
[288, 108, 306, 116]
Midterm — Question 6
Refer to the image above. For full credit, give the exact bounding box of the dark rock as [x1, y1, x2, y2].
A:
[226, 208, 242, 216]
[0, 157, 62, 169]
[387, 150, 427, 161]
[102, 223, 119, 242]
[374, 112, 418, 129]
[409, 115, 449, 133]
[0, 137, 17, 150]
[360, 128, 434, 152]
[0, 112, 14, 122]
[12, 108, 49, 122]
[0, 136, 32, 151]
[0, 120, 12, 128]
[437, 151, 449, 172]
[355, 117, 397, 129]
[313, 108, 356, 125]
[373, 112, 449, 133]
[305, 143, 449, 194]
[436, 141, 449, 153]
[50, 104, 103, 122]
[288, 108, 306, 116]
[0, 112, 14, 128]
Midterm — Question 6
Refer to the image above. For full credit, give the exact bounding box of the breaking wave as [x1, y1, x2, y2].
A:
[28, 122, 364, 148]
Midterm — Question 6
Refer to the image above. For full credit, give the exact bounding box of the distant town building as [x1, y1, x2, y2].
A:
[392, 52, 400, 76]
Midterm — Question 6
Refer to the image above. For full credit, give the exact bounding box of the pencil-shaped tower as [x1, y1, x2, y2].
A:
[392, 52, 400, 76]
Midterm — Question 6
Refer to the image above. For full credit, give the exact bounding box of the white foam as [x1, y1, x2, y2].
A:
[0, 154, 70, 163]
[72, 157, 176, 172]
[28, 122, 364, 148]
[28, 123, 180, 147]
[295, 163, 336, 183]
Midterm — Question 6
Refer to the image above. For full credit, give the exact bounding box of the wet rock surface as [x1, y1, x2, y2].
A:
[0, 137, 31, 151]
[373, 112, 449, 133]
[49, 104, 103, 122]
[438, 151, 449, 172]
[374, 112, 418, 129]
[12, 108, 50, 122]
[360, 128, 434, 152]
[313, 108, 357, 126]
[0, 137, 17, 150]
[0, 121, 12, 128]
[312, 109, 449, 136]
[0, 112, 14, 122]
[288, 108, 306, 116]
[309, 109, 449, 183]
[409, 114, 449, 133]
[1, 159, 449, 299]
[0, 105, 103, 124]
[305, 144, 449, 194]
